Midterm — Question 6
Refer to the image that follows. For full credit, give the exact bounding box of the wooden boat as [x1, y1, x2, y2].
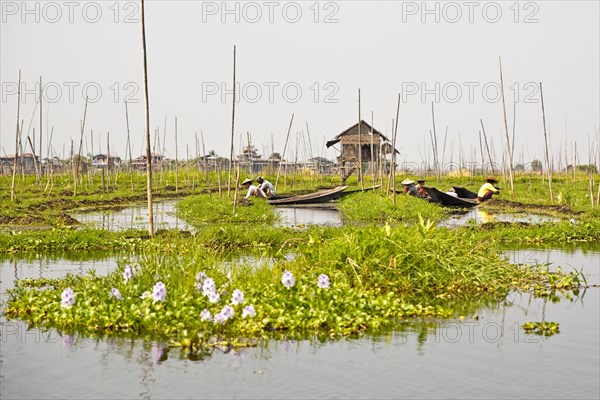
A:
[267, 185, 349, 205]
[452, 186, 478, 199]
[337, 184, 382, 198]
[423, 186, 478, 208]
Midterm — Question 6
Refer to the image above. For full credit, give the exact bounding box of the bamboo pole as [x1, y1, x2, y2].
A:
[141, 0, 154, 236]
[430, 102, 440, 180]
[39, 76, 43, 176]
[392, 93, 401, 205]
[539, 82, 553, 202]
[370, 111, 375, 185]
[74, 97, 88, 196]
[10, 70, 21, 201]
[275, 113, 294, 191]
[479, 119, 496, 177]
[358, 89, 363, 189]
[227, 45, 236, 197]
[175, 117, 179, 192]
[125, 101, 134, 191]
[499, 56, 515, 198]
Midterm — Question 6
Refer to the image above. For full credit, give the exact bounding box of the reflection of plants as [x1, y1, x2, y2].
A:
[522, 321, 560, 336]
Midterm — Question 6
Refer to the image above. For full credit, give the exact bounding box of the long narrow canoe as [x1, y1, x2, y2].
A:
[423, 186, 478, 208]
[452, 186, 478, 199]
[267, 185, 349, 205]
[337, 184, 382, 198]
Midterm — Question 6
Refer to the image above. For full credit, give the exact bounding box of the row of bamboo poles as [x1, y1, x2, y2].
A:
[8, 1, 600, 236]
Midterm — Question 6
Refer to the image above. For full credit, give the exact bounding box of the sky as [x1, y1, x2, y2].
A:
[1, 0, 599, 170]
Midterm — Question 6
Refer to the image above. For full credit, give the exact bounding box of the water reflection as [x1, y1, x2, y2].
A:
[439, 208, 561, 227]
[70, 201, 194, 231]
[1, 246, 598, 399]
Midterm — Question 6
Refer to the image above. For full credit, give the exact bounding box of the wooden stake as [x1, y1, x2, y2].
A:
[10, 70, 21, 202]
[392, 93, 401, 205]
[141, 0, 154, 236]
[499, 56, 515, 198]
[539, 82, 553, 202]
[275, 113, 294, 191]
[227, 45, 236, 197]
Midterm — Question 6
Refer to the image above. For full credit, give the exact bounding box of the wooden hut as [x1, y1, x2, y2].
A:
[326, 120, 396, 180]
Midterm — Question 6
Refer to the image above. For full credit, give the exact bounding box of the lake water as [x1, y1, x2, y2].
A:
[68, 200, 561, 231]
[1, 247, 598, 399]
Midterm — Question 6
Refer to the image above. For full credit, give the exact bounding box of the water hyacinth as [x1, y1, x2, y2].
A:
[242, 305, 256, 318]
[123, 265, 135, 284]
[152, 282, 166, 304]
[61, 288, 75, 308]
[110, 288, 123, 300]
[231, 289, 244, 305]
[317, 274, 330, 289]
[194, 271, 207, 292]
[200, 309, 212, 322]
[281, 270, 295, 289]
[140, 291, 151, 300]
[202, 277, 216, 297]
[208, 291, 221, 304]
[214, 305, 235, 324]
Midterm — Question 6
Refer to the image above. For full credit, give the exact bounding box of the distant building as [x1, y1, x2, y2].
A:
[131, 153, 164, 170]
[326, 120, 398, 180]
[92, 154, 121, 168]
[0, 153, 40, 174]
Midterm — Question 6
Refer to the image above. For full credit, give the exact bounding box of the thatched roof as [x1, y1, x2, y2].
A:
[326, 120, 390, 148]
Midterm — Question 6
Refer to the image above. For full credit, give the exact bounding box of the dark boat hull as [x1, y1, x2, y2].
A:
[423, 187, 478, 208]
[452, 186, 478, 199]
[268, 185, 349, 205]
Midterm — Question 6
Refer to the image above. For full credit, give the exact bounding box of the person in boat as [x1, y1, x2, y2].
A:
[416, 178, 429, 198]
[242, 178, 266, 199]
[401, 179, 419, 197]
[256, 176, 276, 197]
[477, 177, 500, 202]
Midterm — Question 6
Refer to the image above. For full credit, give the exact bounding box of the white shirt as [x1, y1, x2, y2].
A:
[258, 179, 275, 196]
[244, 184, 266, 199]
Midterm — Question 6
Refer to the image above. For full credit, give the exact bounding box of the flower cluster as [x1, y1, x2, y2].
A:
[152, 282, 166, 304]
[110, 288, 123, 300]
[123, 265, 135, 284]
[61, 288, 75, 308]
[317, 274, 330, 289]
[195, 271, 255, 325]
[281, 270, 296, 289]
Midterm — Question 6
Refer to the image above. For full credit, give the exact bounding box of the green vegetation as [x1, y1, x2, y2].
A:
[1, 169, 599, 350]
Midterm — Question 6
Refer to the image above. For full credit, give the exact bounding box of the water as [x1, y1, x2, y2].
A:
[274, 204, 343, 228]
[70, 201, 194, 231]
[1, 247, 598, 399]
[69, 200, 561, 231]
[439, 208, 561, 228]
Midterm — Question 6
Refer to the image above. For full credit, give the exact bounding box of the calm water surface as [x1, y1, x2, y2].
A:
[1, 247, 598, 399]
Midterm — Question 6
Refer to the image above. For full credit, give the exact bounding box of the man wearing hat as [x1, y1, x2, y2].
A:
[477, 177, 500, 202]
[242, 178, 266, 199]
[416, 178, 428, 198]
[401, 178, 419, 197]
[256, 176, 276, 197]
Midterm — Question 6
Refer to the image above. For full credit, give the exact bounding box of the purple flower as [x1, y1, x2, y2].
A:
[242, 305, 256, 318]
[202, 277, 216, 297]
[200, 309, 212, 322]
[110, 287, 123, 300]
[123, 265, 135, 284]
[213, 312, 226, 324]
[221, 305, 234, 319]
[152, 281, 166, 304]
[195, 272, 207, 291]
[208, 291, 221, 304]
[281, 270, 295, 289]
[61, 288, 75, 308]
[317, 274, 330, 289]
[231, 289, 244, 305]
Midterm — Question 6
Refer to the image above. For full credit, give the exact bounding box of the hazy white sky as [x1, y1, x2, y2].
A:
[2, 0, 599, 167]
